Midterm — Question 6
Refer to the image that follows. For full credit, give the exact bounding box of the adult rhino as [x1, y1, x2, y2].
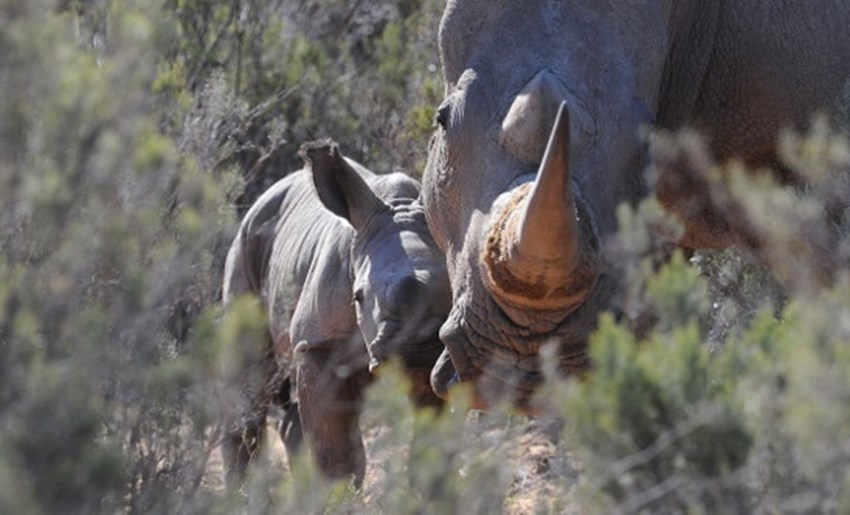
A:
[423, 1, 850, 408]
[221, 141, 450, 487]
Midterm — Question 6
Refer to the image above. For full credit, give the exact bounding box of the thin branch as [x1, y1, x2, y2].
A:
[187, 421, 224, 496]
[187, 4, 241, 91]
[585, 404, 723, 497]
[615, 473, 683, 513]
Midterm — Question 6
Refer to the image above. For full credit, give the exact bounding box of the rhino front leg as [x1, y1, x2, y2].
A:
[220, 347, 282, 488]
[278, 403, 303, 457]
[295, 341, 371, 487]
[404, 363, 445, 410]
[400, 343, 446, 410]
[221, 374, 269, 488]
[221, 414, 266, 488]
[274, 378, 304, 461]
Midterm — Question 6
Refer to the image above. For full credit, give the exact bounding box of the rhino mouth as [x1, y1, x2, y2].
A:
[430, 274, 606, 412]
[367, 321, 444, 374]
[431, 308, 546, 411]
[369, 329, 446, 410]
[430, 348, 459, 399]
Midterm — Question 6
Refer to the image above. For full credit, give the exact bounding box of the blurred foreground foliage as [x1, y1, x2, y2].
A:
[4, 1, 850, 514]
[553, 120, 850, 512]
[0, 0, 440, 512]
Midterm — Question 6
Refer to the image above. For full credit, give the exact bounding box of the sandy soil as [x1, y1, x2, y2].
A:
[204, 413, 580, 513]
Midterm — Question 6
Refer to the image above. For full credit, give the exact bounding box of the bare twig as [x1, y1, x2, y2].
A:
[585, 404, 724, 497]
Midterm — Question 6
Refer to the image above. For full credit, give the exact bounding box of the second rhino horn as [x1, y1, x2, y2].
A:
[500, 69, 570, 166]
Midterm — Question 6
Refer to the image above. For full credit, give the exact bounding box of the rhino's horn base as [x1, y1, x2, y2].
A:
[482, 184, 599, 322]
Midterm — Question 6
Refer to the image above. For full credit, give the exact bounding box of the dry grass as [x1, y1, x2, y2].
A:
[200, 414, 581, 513]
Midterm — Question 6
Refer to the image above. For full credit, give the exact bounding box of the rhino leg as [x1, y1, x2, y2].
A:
[220, 345, 283, 488]
[274, 378, 304, 462]
[278, 403, 303, 459]
[221, 239, 275, 488]
[295, 343, 370, 487]
[396, 341, 445, 410]
[405, 365, 444, 409]
[221, 372, 269, 489]
[381, 333, 445, 410]
[221, 413, 266, 488]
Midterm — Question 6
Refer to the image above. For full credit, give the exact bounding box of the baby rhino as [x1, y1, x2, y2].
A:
[220, 140, 450, 487]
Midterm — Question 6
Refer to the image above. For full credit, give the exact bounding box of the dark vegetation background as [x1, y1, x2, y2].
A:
[3, 1, 850, 513]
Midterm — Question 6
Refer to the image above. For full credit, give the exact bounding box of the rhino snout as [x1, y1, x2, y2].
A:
[430, 348, 459, 399]
[368, 333, 444, 374]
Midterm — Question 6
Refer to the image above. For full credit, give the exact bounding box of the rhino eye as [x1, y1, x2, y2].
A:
[434, 103, 451, 129]
[353, 288, 364, 304]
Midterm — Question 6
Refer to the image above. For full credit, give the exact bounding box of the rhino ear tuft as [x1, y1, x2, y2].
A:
[300, 139, 347, 217]
[299, 138, 340, 175]
[300, 139, 383, 230]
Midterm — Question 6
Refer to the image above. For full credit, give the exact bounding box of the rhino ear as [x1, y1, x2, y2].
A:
[300, 139, 385, 230]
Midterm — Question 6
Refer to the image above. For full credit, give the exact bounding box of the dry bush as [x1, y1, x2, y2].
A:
[4, 1, 850, 513]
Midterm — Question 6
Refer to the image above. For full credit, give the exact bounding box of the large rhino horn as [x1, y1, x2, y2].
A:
[518, 102, 579, 269]
[484, 102, 597, 313]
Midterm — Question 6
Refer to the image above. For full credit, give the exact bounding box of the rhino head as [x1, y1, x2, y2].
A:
[423, 1, 670, 409]
[303, 142, 451, 406]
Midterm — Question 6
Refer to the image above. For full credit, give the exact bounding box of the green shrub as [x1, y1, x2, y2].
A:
[0, 1, 234, 512]
[556, 118, 850, 513]
[4, 1, 850, 513]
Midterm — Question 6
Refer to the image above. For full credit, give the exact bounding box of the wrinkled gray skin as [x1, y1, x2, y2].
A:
[221, 141, 450, 487]
[423, 1, 850, 409]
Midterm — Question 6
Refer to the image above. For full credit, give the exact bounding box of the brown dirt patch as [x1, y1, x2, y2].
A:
[203, 414, 580, 512]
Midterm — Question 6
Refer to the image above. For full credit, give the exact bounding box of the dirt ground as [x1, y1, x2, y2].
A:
[204, 414, 580, 513]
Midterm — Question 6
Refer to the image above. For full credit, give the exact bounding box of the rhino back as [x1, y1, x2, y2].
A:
[687, 2, 850, 164]
[224, 170, 356, 359]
